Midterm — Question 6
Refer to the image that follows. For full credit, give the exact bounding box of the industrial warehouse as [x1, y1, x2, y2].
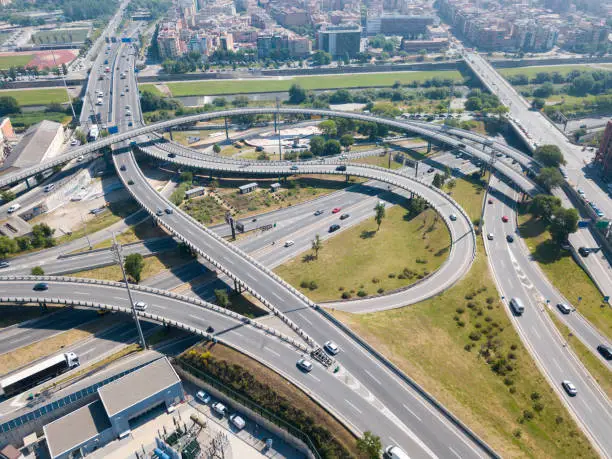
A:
[43, 358, 184, 459]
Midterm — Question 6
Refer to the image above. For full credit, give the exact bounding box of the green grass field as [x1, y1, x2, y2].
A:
[0, 88, 69, 106]
[275, 205, 450, 301]
[517, 213, 610, 340]
[331, 177, 595, 457]
[165, 70, 464, 97]
[498, 64, 604, 79]
[10, 111, 71, 131]
[139, 83, 163, 96]
[32, 28, 89, 44]
[0, 54, 33, 69]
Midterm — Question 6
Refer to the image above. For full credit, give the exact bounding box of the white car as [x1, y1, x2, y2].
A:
[284, 240, 294, 247]
[43, 184, 55, 192]
[212, 402, 227, 416]
[134, 301, 147, 311]
[324, 341, 339, 355]
[562, 380, 577, 396]
[296, 358, 313, 372]
[229, 414, 246, 430]
[487, 233, 494, 240]
[196, 390, 211, 404]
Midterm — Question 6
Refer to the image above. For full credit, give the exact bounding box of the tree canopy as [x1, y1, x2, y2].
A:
[537, 167, 564, 191]
[535, 145, 565, 167]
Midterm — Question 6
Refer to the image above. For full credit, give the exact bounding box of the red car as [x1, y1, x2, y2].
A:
[332, 207, 341, 214]
[502, 216, 509, 222]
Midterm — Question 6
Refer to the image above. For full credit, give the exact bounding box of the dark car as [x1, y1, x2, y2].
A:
[506, 234, 514, 243]
[314, 210, 324, 216]
[206, 326, 215, 333]
[33, 283, 49, 291]
[329, 224, 340, 233]
[427, 168, 434, 173]
[340, 213, 350, 220]
[336, 165, 347, 171]
[120, 164, 126, 171]
[255, 146, 264, 152]
[168, 153, 176, 158]
[578, 247, 590, 257]
[597, 344, 612, 360]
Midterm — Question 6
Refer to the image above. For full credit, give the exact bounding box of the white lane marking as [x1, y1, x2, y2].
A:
[580, 398, 593, 413]
[264, 347, 280, 357]
[231, 330, 244, 338]
[297, 312, 313, 326]
[449, 447, 462, 459]
[552, 358, 563, 372]
[402, 403, 422, 422]
[388, 436, 400, 448]
[344, 399, 363, 414]
[78, 348, 96, 357]
[154, 304, 167, 310]
[309, 374, 321, 383]
[531, 326, 541, 340]
[8, 335, 31, 345]
[364, 369, 383, 386]
[113, 296, 125, 301]
[272, 292, 285, 302]
[74, 291, 89, 295]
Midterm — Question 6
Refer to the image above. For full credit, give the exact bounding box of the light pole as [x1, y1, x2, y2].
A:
[111, 232, 147, 350]
[80, 213, 92, 250]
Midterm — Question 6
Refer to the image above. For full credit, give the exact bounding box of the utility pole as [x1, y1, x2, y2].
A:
[478, 143, 497, 234]
[447, 81, 454, 118]
[276, 96, 282, 160]
[111, 232, 147, 350]
[51, 49, 77, 122]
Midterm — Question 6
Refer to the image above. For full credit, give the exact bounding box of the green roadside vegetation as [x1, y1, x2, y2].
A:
[0, 88, 69, 106]
[90, 220, 168, 250]
[179, 343, 359, 458]
[545, 309, 612, 399]
[0, 313, 120, 374]
[0, 55, 33, 69]
[164, 70, 463, 96]
[0, 304, 62, 328]
[139, 83, 164, 96]
[498, 64, 603, 79]
[517, 212, 610, 340]
[333, 235, 595, 458]
[327, 174, 594, 456]
[71, 251, 194, 283]
[9, 111, 71, 130]
[353, 153, 403, 169]
[275, 204, 450, 302]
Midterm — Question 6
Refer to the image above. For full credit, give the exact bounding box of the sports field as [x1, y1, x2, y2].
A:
[498, 64, 607, 78]
[0, 88, 69, 106]
[0, 54, 34, 69]
[32, 28, 89, 44]
[165, 70, 464, 96]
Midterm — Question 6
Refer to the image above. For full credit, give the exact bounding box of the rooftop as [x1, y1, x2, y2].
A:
[1, 120, 62, 171]
[44, 400, 111, 459]
[98, 358, 180, 418]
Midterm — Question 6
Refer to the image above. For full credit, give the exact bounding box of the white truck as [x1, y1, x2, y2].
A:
[88, 125, 100, 141]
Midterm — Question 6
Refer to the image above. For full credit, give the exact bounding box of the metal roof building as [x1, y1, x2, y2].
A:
[43, 358, 183, 459]
[0, 120, 64, 173]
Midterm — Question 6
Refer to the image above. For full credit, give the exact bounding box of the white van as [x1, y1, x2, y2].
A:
[384, 445, 410, 459]
[7, 203, 21, 213]
[510, 297, 525, 316]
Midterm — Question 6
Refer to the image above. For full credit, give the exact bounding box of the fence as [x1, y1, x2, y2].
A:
[174, 359, 322, 459]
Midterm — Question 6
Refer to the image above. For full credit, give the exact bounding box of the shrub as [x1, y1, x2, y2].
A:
[474, 323, 482, 329]
[469, 331, 481, 341]
[486, 296, 495, 304]
[531, 392, 541, 401]
[371, 277, 380, 284]
[509, 387, 516, 394]
[357, 290, 367, 297]
[513, 429, 521, 438]
[377, 287, 384, 294]
[510, 344, 518, 350]
[504, 378, 514, 386]
[308, 280, 318, 290]
[300, 280, 309, 288]
[464, 344, 472, 351]
[523, 410, 534, 421]
[508, 352, 516, 360]
[555, 416, 564, 425]
[341, 291, 351, 299]
[484, 316, 492, 322]
[533, 402, 544, 412]
[456, 307, 465, 314]
[388, 273, 396, 278]
[457, 320, 465, 327]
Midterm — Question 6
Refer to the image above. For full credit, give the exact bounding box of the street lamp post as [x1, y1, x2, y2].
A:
[111, 232, 147, 350]
[478, 142, 497, 234]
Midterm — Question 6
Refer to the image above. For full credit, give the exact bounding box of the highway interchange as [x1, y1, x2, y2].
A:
[0, 30, 611, 458]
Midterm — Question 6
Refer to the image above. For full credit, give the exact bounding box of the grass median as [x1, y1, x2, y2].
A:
[275, 203, 450, 302]
[517, 212, 610, 340]
[164, 70, 463, 97]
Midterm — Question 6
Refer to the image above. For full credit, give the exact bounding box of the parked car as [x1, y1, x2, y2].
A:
[296, 358, 313, 372]
[229, 414, 246, 430]
[196, 391, 211, 404]
[561, 380, 577, 396]
[212, 402, 227, 416]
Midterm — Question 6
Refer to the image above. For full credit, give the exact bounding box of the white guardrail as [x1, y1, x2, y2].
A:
[0, 275, 311, 354]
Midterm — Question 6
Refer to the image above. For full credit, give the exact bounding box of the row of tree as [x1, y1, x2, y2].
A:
[0, 223, 55, 259]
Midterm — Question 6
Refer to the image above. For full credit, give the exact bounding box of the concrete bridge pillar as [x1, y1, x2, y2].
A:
[224, 117, 229, 140]
[168, 127, 173, 141]
[25, 177, 32, 190]
[427, 141, 432, 153]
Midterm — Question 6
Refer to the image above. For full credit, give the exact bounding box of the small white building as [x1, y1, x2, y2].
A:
[238, 182, 258, 194]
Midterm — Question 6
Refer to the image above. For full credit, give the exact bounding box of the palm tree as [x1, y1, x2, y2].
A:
[311, 234, 322, 259]
[374, 202, 386, 232]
